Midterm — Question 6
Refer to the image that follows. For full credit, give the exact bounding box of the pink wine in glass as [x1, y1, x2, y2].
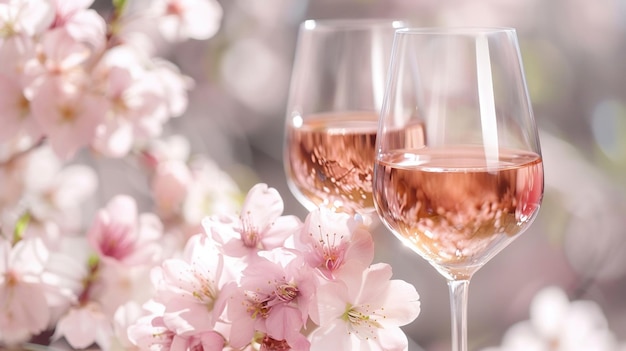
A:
[373, 145, 544, 279]
[285, 111, 379, 213]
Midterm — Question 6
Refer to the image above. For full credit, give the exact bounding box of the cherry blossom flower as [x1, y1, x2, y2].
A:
[0, 1, 42, 77]
[49, 0, 106, 51]
[41, 236, 91, 307]
[141, 134, 191, 169]
[112, 301, 147, 350]
[52, 301, 113, 350]
[94, 262, 156, 318]
[0, 237, 52, 345]
[295, 207, 375, 280]
[150, 0, 223, 42]
[127, 301, 175, 350]
[151, 58, 192, 118]
[0, 0, 55, 38]
[203, 183, 301, 258]
[91, 45, 192, 158]
[51, 239, 156, 350]
[127, 299, 226, 351]
[151, 233, 238, 335]
[0, 145, 34, 231]
[152, 159, 193, 220]
[22, 146, 97, 235]
[308, 263, 421, 351]
[90, 46, 163, 156]
[480, 286, 622, 351]
[93, 64, 166, 157]
[226, 250, 315, 350]
[1, 236, 87, 348]
[0, 145, 96, 251]
[140, 138, 242, 251]
[28, 27, 92, 79]
[29, 163, 97, 229]
[0, 29, 36, 77]
[87, 195, 163, 266]
[0, 72, 42, 143]
[182, 156, 241, 224]
[29, 76, 108, 159]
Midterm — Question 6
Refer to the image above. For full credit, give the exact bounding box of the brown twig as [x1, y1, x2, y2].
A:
[0, 136, 46, 168]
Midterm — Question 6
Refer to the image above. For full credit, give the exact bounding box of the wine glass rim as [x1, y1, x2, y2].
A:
[301, 18, 407, 31]
[395, 26, 517, 35]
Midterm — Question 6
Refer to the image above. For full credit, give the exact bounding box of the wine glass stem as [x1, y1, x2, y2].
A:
[448, 279, 470, 351]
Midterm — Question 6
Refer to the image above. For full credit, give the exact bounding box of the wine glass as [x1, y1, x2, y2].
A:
[283, 18, 405, 216]
[373, 28, 544, 350]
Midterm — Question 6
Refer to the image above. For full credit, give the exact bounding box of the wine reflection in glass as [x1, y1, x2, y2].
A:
[284, 19, 404, 217]
[373, 28, 544, 350]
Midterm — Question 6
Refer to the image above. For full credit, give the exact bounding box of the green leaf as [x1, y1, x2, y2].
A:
[112, 0, 128, 13]
[13, 212, 30, 244]
[88, 253, 100, 270]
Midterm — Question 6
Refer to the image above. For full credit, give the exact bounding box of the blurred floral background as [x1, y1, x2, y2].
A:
[80, 0, 626, 349]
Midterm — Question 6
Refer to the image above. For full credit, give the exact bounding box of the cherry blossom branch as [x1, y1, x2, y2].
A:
[0, 137, 46, 167]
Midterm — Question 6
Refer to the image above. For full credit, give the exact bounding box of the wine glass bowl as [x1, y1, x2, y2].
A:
[286, 111, 379, 214]
[284, 19, 404, 215]
[374, 145, 543, 280]
[372, 27, 544, 350]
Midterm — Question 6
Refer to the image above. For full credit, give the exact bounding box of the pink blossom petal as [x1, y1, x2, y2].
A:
[343, 226, 375, 269]
[353, 262, 393, 303]
[127, 312, 174, 350]
[105, 194, 138, 226]
[226, 295, 257, 348]
[9, 237, 49, 275]
[265, 305, 304, 341]
[376, 280, 422, 327]
[154, 0, 223, 42]
[499, 321, 544, 348]
[371, 326, 409, 351]
[530, 286, 570, 338]
[308, 323, 353, 351]
[158, 260, 198, 299]
[197, 331, 225, 350]
[93, 119, 134, 157]
[40, 28, 91, 71]
[152, 160, 192, 216]
[0, 281, 50, 336]
[30, 77, 108, 160]
[52, 0, 94, 13]
[50, 165, 98, 211]
[0, 33, 36, 76]
[260, 215, 302, 250]
[240, 183, 284, 228]
[297, 208, 374, 279]
[10, 0, 55, 36]
[178, 0, 223, 40]
[53, 304, 107, 349]
[63, 9, 106, 51]
[312, 280, 348, 326]
[0, 74, 37, 142]
[152, 60, 191, 117]
[0, 239, 9, 273]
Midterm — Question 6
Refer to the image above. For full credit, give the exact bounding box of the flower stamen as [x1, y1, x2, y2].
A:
[314, 225, 345, 271]
[240, 212, 262, 248]
[190, 268, 218, 311]
[343, 304, 383, 329]
[275, 282, 298, 302]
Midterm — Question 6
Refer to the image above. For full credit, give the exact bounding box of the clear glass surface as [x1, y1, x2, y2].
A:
[283, 19, 405, 215]
[373, 27, 544, 351]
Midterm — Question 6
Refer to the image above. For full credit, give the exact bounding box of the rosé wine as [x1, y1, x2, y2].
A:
[373, 146, 543, 279]
[285, 111, 379, 214]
